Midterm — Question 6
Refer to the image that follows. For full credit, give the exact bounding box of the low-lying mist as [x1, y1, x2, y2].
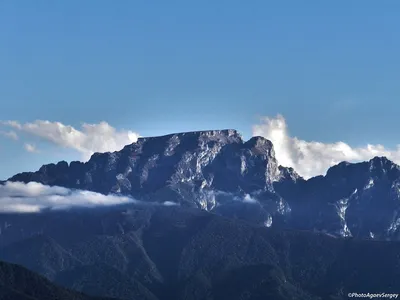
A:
[0, 181, 179, 213]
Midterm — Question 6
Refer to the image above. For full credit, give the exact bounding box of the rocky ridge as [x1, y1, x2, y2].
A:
[6, 129, 400, 240]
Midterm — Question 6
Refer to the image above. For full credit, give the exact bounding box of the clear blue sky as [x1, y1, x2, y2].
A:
[1, 1, 400, 179]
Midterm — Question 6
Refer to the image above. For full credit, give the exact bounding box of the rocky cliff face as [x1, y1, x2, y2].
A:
[7, 130, 400, 240]
[278, 157, 400, 240]
[8, 130, 293, 221]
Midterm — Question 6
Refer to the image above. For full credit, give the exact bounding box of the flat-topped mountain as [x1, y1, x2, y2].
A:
[6, 129, 400, 240]
[8, 129, 284, 196]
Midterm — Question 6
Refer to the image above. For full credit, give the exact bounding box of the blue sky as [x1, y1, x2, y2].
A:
[1, 1, 400, 179]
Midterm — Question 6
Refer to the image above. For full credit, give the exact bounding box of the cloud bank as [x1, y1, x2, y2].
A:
[1, 120, 139, 160]
[252, 115, 400, 179]
[0, 181, 181, 213]
[0, 181, 134, 213]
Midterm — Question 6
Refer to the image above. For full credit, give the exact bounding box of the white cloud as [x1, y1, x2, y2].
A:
[24, 143, 38, 153]
[0, 181, 134, 213]
[242, 194, 258, 204]
[1, 120, 139, 160]
[163, 201, 180, 206]
[252, 115, 400, 179]
[0, 130, 18, 141]
[231, 193, 259, 204]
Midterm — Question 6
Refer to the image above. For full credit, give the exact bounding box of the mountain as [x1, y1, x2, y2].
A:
[8, 130, 285, 197]
[7, 129, 400, 240]
[0, 259, 116, 300]
[279, 156, 400, 240]
[0, 205, 399, 300]
[7, 130, 293, 223]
